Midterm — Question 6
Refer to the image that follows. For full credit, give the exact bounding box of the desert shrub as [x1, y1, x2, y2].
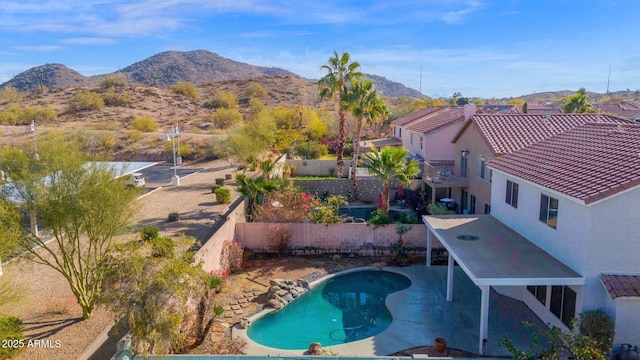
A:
[215, 178, 225, 186]
[246, 82, 267, 99]
[211, 184, 221, 193]
[367, 209, 393, 228]
[428, 203, 456, 215]
[100, 74, 127, 89]
[0, 316, 23, 358]
[578, 309, 615, 356]
[248, 97, 266, 117]
[69, 91, 104, 111]
[215, 187, 231, 204]
[177, 144, 192, 159]
[151, 237, 175, 258]
[268, 223, 291, 255]
[131, 116, 158, 132]
[207, 90, 238, 109]
[140, 225, 159, 242]
[208, 275, 223, 290]
[235, 173, 246, 183]
[0, 104, 57, 125]
[168, 212, 180, 222]
[294, 141, 328, 159]
[210, 108, 243, 129]
[125, 129, 144, 142]
[221, 240, 244, 273]
[102, 90, 131, 106]
[171, 81, 198, 99]
[0, 86, 25, 102]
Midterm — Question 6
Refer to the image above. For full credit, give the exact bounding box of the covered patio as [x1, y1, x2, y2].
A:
[423, 215, 585, 354]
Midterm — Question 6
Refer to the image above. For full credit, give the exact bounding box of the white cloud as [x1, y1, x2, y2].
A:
[15, 45, 63, 52]
[61, 37, 117, 45]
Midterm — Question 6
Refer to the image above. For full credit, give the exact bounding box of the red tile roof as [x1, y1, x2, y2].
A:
[601, 274, 640, 300]
[391, 106, 445, 126]
[595, 101, 640, 120]
[487, 123, 640, 204]
[406, 107, 464, 134]
[472, 113, 628, 155]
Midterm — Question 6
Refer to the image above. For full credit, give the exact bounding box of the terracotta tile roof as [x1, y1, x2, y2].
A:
[391, 106, 445, 126]
[473, 113, 628, 155]
[406, 107, 465, 134]
[487, 123, 640, 204]
[601, 274, 640, 300]
[595, 101, 640, 120]
[478, 104, 518, 114]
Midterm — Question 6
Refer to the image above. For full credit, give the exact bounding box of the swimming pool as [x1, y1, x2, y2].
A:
[246, 270, 411, 350]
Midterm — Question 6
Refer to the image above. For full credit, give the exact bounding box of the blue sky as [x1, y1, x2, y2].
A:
[1, 0, 639, 98]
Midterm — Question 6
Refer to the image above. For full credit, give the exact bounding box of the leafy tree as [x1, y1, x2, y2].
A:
[100, 74, 127, 89]
[318, 51, 364, 178]
[0, 85, 25, 102]
[101, 240, 223, 356]
[0, 132, 140, 319]
[423, 98, 446, 107]
[171, 81, 199, 98]
[362, 147, 420, 215]
[472, 98, 486, 105]
[508, 98, 526, 105]
[563, 88, 595, 113]
[309, 195, 347, 224]
[237, 176, 289, 220]
[343, 78, 390, 192]
[294, 141, 328, 159]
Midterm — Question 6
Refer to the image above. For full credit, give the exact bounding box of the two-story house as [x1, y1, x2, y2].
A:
[488, 123, 640, 347]
[449, 113, 628, 215]
[423, 123, 640, 354]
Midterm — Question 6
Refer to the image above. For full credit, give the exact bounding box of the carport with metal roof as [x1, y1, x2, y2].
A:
[423, 214, 585, 355]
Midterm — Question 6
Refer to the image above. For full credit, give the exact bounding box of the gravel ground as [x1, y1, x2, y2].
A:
[0, 159, 241, 360]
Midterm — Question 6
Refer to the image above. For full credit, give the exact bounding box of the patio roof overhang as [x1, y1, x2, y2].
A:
[423, 214, 584, 287]
[422, 214, 584, 355]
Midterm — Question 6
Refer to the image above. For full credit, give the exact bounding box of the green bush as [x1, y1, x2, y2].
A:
[208, 275, 223, 290]
[140, 225, 159, 241]
[578, 309, 615, 356]
[367, 209, 393, 228]
[100, 74, 127, 89]
[210, 108, 243, 129]
[294, 141, 328, 159]
[69, 91, 104, 111]
[235, 174, 246, 183]
[207, 90, 238, 109]
[151, 237, 175, 258]
[215, 187, 231, 204]
[171, 81, 198, 98]
[215, 178, 225, 186]
[130, 116, 158, 132]
[101, 90, 131, 106]
[211, 184, 221, 193]
[0, 104, 57, 125]
[0, 316, 23, 359]
[168, 212, 180, 222]
[246, 82, 268, 99]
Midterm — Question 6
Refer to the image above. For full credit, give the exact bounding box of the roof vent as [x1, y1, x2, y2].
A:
[544, 114, 551, 120]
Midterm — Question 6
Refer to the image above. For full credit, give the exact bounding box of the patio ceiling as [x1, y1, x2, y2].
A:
[422, 214, 584, 287]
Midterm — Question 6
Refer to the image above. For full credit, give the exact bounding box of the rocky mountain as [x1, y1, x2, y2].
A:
[365, 74, 423, 99]
[1, 50, 424, 99]
[2, 64, 92, 92]
[114, 50, 298, 87]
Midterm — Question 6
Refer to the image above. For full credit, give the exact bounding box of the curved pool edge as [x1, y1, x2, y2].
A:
[232, 265, 427, 357]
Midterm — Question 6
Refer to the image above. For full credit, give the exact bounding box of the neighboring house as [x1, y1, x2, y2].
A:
[595, 101, 640, 122]
[487, 123, 640, 346]
[447, 113, 628, 215]
[520, 101, 564, 115]
[391, 106, 444, 145]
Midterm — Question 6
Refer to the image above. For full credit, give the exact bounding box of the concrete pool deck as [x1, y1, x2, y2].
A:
[233, 265, 546, 357]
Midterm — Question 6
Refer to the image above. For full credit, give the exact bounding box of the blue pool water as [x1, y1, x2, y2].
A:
[247, 270, 411, 350]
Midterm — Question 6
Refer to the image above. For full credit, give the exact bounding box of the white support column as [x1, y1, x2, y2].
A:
[446, 254, 454, 301]
[479, 285, 490, 355]
[426, 230, 432, 267]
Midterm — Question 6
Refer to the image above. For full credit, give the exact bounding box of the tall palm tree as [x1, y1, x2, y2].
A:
[362, 147, 420, 215]
[343, 79, 390, 194]
[563, 87, 595, 113]
[318, 51, 364, 178]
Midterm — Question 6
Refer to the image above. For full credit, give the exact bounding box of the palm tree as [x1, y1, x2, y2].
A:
[362, 147, 420, 215]
[318, 51, 364, 178]
[343, 79, 390, 197]
[563, 87, 595, 113]
[237, 175, 289, 220]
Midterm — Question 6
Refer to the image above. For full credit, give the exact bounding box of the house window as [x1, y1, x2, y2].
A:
[410, 133, 414, 145]
[478, 156, 492, 182]
[550, 285, 576, 328]
[394, 126, 396, 137]
[469, 195, 476, 214]
[399, 128, 402, 137]
[539, 194, 559, 229]
[420, 136, 423, 150]
[461, 189, 468, 214]
[460, 151, 468, 178]
[527, 285, 547, 306]
[506, 180, 519, 208]
[484, 203, 491, 214]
